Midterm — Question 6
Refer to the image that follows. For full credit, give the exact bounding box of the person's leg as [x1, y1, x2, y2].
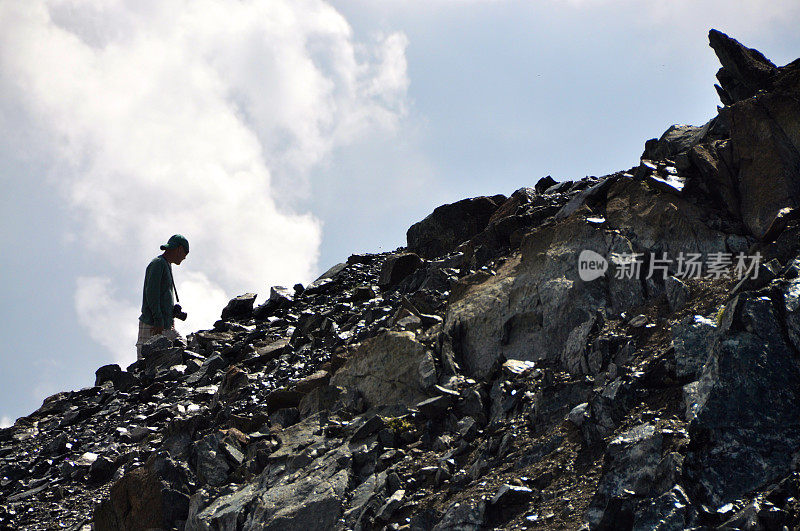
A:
[135, 321, 155, 360]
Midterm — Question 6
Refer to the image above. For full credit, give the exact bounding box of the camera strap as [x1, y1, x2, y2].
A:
[166, 260, 180, 303]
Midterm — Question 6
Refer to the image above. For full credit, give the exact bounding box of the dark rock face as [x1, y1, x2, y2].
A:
[709, 29, 777, 104]
[221, 292, 257, 320]
[406, 196, 504, 259]
[684, 294, 800, 507]
[6, 29, 800, 531]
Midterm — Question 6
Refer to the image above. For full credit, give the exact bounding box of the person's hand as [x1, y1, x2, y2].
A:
[153, 325, 164, 335]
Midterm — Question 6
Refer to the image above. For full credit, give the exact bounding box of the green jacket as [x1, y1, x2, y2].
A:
[139, 255, 175, 328]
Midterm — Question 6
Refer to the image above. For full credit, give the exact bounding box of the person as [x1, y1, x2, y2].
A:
[136, 234, 189, 359]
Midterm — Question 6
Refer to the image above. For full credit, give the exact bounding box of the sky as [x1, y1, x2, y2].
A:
[1, 0, 799, 427]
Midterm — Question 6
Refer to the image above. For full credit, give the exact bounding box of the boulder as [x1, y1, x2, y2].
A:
[379, 253, 423, 289]
[632, 485, 695, 531]
[535, 176, 558, 194]
[221, 293, 257, 320]
[407, 196, 504, 259]
[643, 123, 708, 161]
[94, 455, 192, 531]
[94, 364, 121, 387]
[433, 499, 486, 531]
[665, 275, 690, 313]
[330, 330, 435, 408]
[94, 467, 164, 531]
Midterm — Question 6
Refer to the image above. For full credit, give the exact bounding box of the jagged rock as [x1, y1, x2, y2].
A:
[215, 366, 250, 402]
[376, 489, 405, 521]
[605, 177, 728, 259]
[671, 315, 717, 381]
[723, 81, 800, 238]
[709, 29, 777, 104]
[221, 293, 257, 320]
[194, 432, 231, 487]
[643, 123, 709, 160]
[535, 176, 558, 193]
[95, 364, 121, 387]
[567, 403, 589, 428]
[244, 447, 350, 529]
[89, 455, 116, 485]
[587, 424, 681, 528]
[352, 415, 386, 441]
[433, 499, 486, 531]
[140, 335, 177, 360]
[12, 30, 800, 531]
[94, 465, 183, 531]
[689, 139, 740, 218]
[686, 294, 800, 507]
[407, 196, 504, 259]
[298, 385, 351, 417]
[782, 266, 800, 351]
[269, 407, 300, 428]
[555, 174, 619, 220]
[254, 286, 294, 318]
[416, 395, 454, 420]
[379, 253, 423, 289]
[265, 388, 304, 413]
[330, 330, 435, 408]
[632, 484, 695, 531]
[491, 484, 533, 506]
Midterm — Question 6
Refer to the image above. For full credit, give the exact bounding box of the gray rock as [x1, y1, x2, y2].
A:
[95, 364, 121, 387]
[446, 214, 644, 379]
[567, 403, 589, 428]
[352, 415, 386, 441]
[664, 276, 690, 313]
[330, 331, 434, 408]
[588, 423, 683, 528]
[632, 484, 694, 531]
[709, 29, 777, 104]
[194, 433, 230, 487]
[416, 395, 454, 420]
[723, 84, 800, 238]
[644, 124, 709, 160]
[671, 314, 717, 381]
[433, 499, 486, 531]
[535, 176, 558, 193]
[686, 295, 800, 506]
[376, 489, 405, 522]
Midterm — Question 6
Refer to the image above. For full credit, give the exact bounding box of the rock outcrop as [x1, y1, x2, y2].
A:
[3, 29, 800, 531]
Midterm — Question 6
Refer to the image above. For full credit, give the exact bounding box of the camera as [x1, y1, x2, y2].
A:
[173, 303, 188, 321]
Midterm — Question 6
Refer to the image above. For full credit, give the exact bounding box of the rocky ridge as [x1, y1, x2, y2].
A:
[3, 29, 800, 530]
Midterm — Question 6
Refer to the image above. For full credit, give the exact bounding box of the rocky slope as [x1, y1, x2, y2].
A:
[3, 29, 800, 530]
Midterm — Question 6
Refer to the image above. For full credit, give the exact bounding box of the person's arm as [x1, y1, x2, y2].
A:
[143, 260, 166, 332]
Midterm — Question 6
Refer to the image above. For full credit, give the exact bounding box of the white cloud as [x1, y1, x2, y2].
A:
[0, 416, 11, 428]
[175, 271, 231, 336]
[75, 276, 139, 367]
[0, 1, 408, 358]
